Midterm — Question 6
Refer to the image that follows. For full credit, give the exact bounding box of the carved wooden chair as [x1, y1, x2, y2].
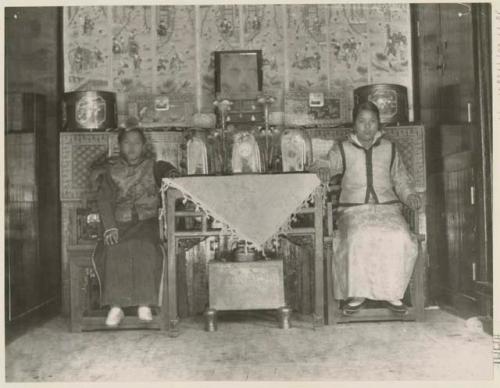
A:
[63, 131, 185, 333]
[305, 126, 427, 324]
[323, 201, 426, 324]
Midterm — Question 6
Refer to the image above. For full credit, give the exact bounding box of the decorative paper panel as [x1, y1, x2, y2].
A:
[367, 4, 411, 85]
[367, 4, 413, 119]
[156, 6, 196, 97]
[286, 5, 329, 92]
[328, 4, 370, 121]
[64, 6, 111, 91]
[124, 93, 194, 127]
[63, 4, 413, 125]
[284, 91, 346, 126]
[243, 5, 285, 111]
[111, 6, 154, 94]
[199, 5, 241, 112]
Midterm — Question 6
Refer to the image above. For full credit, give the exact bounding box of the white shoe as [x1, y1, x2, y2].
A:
[105, 306, 124, 327]
[138, 306, 153, 321]
[347, 297, 366, 307]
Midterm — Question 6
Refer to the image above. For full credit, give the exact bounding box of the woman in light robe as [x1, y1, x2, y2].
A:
[312, 101, 421, 315]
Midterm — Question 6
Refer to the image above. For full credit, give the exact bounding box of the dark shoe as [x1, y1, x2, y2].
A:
[385, 301, 408, 315]
[342, 299, 366, 315]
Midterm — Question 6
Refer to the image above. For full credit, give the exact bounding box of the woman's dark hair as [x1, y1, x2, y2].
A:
[352, 101, 380, 123]
[118, 126, 147, 145]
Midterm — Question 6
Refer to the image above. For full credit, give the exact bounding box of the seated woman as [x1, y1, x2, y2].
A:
[311, 101, 421, 315]
[91, 127, 179, 327]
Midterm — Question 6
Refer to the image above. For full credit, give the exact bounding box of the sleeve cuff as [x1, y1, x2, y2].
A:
[103, 227, 118, 236]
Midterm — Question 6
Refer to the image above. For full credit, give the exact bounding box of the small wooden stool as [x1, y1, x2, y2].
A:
[205, 260, 291, 331]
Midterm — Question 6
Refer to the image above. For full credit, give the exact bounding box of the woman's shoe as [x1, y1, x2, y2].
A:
[342, 298, 366, 315]
[138, 305, 153, 321]
[105, 306, 124, 327]
[385, 300, 408, 314]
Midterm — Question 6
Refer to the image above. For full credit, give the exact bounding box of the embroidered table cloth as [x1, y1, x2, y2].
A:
[161, 173, 322, 249]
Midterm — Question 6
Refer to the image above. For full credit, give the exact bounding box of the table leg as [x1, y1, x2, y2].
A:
[204, 308, 217, 332]
[168, 318, 180, 338]
[278, 306, 291, 329]
[314, 189, 325, 325]
[166, 189, 179, 336]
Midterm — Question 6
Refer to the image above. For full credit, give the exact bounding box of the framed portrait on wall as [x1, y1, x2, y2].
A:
[214, 50, 263, 100]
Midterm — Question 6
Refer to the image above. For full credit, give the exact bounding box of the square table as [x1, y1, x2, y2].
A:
[160, 173, 324, 334]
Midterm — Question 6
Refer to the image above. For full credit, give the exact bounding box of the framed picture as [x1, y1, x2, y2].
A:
[214, 50, 263, 100]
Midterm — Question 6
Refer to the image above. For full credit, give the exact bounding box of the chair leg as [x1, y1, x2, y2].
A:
[411, 243, 425, 322]
[415, 245, 426, 321]
[324, 243, 337, 325]
[69, 262, 83, 333]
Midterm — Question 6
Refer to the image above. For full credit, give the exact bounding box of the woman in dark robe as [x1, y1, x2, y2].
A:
[91, 127, 179, 327]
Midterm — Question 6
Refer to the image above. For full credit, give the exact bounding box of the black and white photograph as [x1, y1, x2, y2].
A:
[2, 0, 496, 384]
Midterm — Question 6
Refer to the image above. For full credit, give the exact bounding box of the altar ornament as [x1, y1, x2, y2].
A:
[231, 131, 262, 173]
[256, 93, 276, 170]
[186, 135, 208, 175]
[281, 129, 308, 172]
[213, 95, 234, 174]
[192, 112, 216, 128]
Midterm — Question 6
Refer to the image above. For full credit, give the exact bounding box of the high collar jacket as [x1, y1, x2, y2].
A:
[315, 132, 416, 207]
[93, 156, 178, 231]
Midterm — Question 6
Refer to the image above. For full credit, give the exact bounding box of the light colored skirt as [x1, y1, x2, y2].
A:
[331, 204, 418, 301]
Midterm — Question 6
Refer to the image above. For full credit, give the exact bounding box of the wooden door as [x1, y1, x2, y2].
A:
[438, 3, 475, 125]
[5, 134, 43, 321]
[441, 152, 478, 312]
[413, 4, 490, 318]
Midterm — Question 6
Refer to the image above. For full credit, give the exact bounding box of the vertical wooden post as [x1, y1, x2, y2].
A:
[69, 259, 82, 332]
[414, 241, 426, 321]
[162, 188, 178, 332]
[313, 188, 324, 325]
[324, 202, 338, 325]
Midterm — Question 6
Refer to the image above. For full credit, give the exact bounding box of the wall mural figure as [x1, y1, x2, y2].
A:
[64, 4, 412, 125]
